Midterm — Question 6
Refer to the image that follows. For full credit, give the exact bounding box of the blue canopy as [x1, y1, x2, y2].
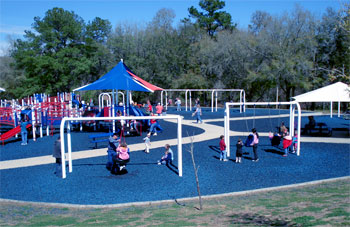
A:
[73, 61, 153, 92]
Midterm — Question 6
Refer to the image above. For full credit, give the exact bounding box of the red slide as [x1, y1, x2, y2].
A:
[0, 124, 32, 145]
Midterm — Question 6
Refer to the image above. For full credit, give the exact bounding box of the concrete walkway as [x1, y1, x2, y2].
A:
[1, 114, 348, 170]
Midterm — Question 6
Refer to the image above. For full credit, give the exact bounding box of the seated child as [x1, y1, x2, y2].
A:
[111, 142, 130, 173]
[292, 132, 298, 153]
[269, 131, 281, 147]
[158, 148, 172, 165]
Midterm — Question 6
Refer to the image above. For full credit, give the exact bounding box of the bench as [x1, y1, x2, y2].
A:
[89, 133, 113, 149]
[302, 122, 332, 136]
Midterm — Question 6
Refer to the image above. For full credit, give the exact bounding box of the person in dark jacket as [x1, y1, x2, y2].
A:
[53, 136, 62, 176]
[235, 139, 243, 163]
[106, 133, 119, 170]
[20, 117, 29, 145]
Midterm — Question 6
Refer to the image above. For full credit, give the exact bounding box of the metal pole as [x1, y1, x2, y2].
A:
[330, 102, 333, 118]
[215, 90, 218, 112]
[211, 90, 214, 112]
[60, 120, 66, 178]
[177, 115, 183, 177]
[67, 121, 72, 173]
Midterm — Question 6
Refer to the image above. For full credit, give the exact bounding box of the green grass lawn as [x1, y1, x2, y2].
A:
[1, 178, 349, 226]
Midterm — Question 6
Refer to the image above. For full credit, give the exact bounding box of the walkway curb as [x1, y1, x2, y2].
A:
[1, 176, 348, 209]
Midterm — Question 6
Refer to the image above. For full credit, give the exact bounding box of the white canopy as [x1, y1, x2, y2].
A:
[292, 82, 350, 117]
[292, 82, 350, 102]
[0, 87, 5, 92]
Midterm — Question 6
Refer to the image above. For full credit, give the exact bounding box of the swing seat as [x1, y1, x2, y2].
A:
[244, 134, 254, 147]
[271, 134, 281, 146]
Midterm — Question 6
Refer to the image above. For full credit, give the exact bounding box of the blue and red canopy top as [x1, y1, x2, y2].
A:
[73, 60, 162, 92]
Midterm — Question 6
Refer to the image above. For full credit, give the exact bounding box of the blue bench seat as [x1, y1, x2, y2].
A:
[89, 133, 113, 149]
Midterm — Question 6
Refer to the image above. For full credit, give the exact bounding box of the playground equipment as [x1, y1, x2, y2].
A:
[0, 92, 84, 144]
[59, 115, 183, 178]
[160, 89, 246, 112]
[224, 101, 301, 157]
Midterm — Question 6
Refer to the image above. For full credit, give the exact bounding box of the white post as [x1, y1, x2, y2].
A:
[211, 90, 214, 112]
[98, 93, 103, 112]
[39, 103, 43, 138]
[46, 108, 49, 136]
[295, 102, 301, 156]
[330, 102, 333, 118]
[289, 104, 294, 136]
[189, 91, 192, 111]
[112, 104, 115, 132]
[289, 104, 293, 136]
[67, 121, 72, 173]
[177, 115, 183, 177]
[165, 91, 168, 110]
[225, 102, 231, 157]
[31, 107, 36, 141]
[60, 120, 66, 178]
[215, 90, 218, 112]
[185, 90, 188, 111]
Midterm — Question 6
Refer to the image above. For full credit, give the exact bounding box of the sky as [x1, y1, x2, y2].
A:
[0, 0, 344, 56]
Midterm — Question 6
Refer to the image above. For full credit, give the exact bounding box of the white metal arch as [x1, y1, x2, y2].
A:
[60, 115, 183, 178]
[160, 89, 246, 112]
[224, 101, 301, 157]
[98, 93, 111, 112]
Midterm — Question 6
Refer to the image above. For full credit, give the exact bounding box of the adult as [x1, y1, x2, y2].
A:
[280, 122, 288, 136]
[304, 116, 316, 134]
[106, 133, 119, 171]
[156, 103, 163, 116]
[146, 100, 153, 114]
[168, 98, 173, 106]
[52, 136, 61, 176]
[175, 98, 181, 111]
[250, 128, 260, 162]
[195, 97, 200, 108]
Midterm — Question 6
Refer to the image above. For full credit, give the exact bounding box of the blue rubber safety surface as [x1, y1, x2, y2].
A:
[1, 107, 349, 205]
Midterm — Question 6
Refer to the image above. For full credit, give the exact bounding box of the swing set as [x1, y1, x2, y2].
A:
[224, 101, 302, 157]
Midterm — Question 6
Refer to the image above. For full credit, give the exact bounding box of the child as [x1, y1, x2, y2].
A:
[165, 144, 174, 164]
[143, 134, 151, 153]
[111, 143, 130, 173]
[282, 135, 292, 157]
[158, 148, 172, 165]
[292, 131, 298, 153]
[192, 104, 203, 124]
[20, 117, 29, 145]
[236, 139, 243, 163]
[219, 135, 228, 161]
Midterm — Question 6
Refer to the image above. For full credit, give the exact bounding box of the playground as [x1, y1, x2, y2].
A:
[0, 61, 349, 207]
[1, 106, 349, 205]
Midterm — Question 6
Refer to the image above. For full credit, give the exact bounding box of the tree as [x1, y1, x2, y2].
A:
[188, 0, 235, 37]
[10, 8, 112, 97]
[315, 5, 350, 83]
